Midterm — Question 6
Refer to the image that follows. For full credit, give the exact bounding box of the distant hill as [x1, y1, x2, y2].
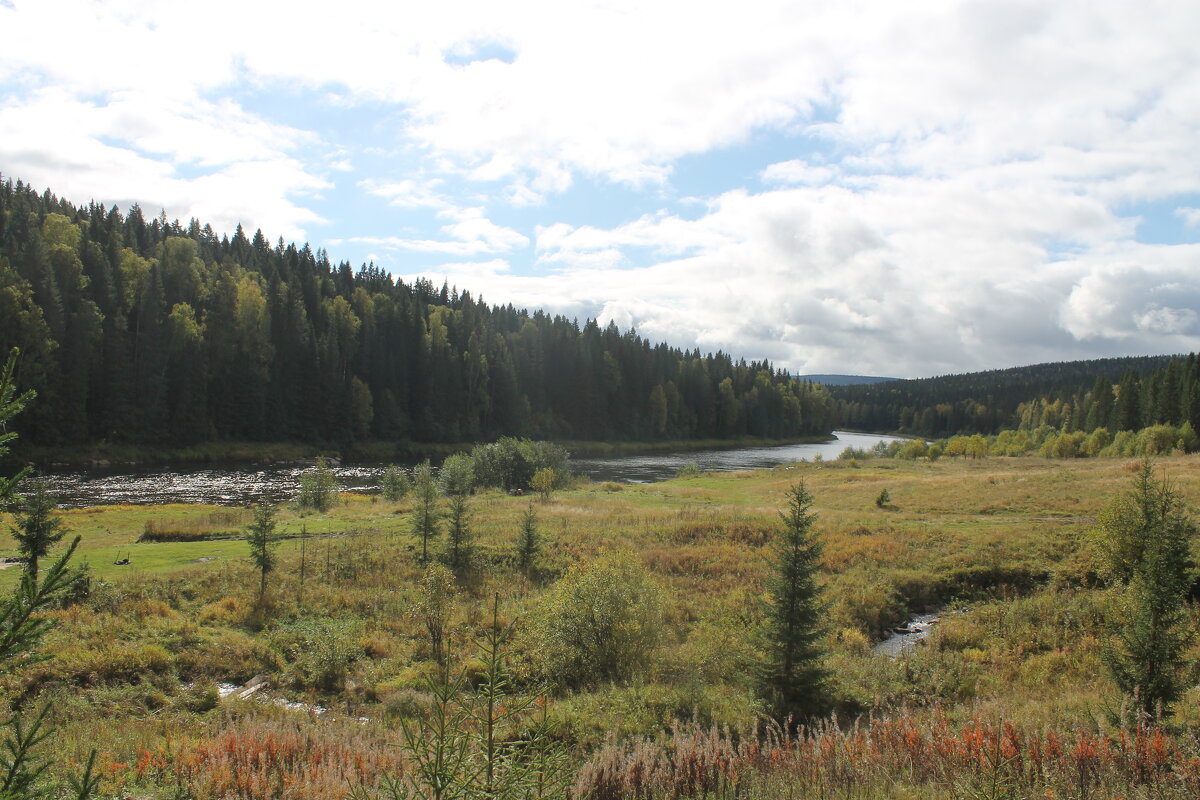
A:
[829, 354, 1196, 438]
[798, 374, 898, 386]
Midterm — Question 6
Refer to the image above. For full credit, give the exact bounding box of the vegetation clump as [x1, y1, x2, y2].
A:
[297, 457, 337, 512]
[380, 466, 410, 502]
[526, 552, 664, 689]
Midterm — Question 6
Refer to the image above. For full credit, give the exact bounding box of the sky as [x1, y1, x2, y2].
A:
[2, 0, 1198, 378]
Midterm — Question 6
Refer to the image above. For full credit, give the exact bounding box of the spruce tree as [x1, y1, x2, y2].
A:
[760, 481, 829, 721]
[0, 350, 33, 509]
[444, 494, 473, 572]
[411, 461, 440, 564]
[1099, 461, 1195, 715]
[9, 480, 64, 582]
[515, 503, 540, 574]
[246, 503, 277, 605]
[0, 348, 97, 799]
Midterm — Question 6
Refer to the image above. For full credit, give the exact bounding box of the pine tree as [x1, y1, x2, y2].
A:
[760, 481, 829, 721]
[1099, 461, 1195, 715]
[9, 480, 65, 582]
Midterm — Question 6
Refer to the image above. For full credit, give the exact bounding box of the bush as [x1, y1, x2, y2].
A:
[380, 466, 410, 501]
[270, 617, 365, 692]
[524, 552, 664, 688]
[297, 457, 337, 512]
[471, 438, 570, 491]
[896, 440, 928, 460]
[1135, 424, 1178, 456]
[438, 453, 475, 496]
[531, 467, 556, 500]
[676, 462, 702, 478]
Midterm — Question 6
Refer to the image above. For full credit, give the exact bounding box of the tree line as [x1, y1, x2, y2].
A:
[0, 177, 834, 449]
[831, 354, 1196, 438]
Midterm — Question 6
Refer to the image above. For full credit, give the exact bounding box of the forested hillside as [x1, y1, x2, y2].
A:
[0, 178, 833, 448]
[832, 354, 1198, 438]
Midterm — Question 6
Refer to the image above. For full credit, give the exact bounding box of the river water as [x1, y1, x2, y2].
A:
[38, 430, 904, 508]
[573, 430, 904, 483]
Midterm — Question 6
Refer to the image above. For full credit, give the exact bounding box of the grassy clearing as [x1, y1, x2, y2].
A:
[4, 454, 1200, 798]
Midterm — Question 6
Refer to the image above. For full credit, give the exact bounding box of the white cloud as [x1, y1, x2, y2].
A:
[1061, 253, 1200, 343]
[360, 177, 451, 209]
[431, 177, 1199, 376]
[331, 206, 527, 256]
[762, 160, 836, 186]
[2, 0, 1199, 373]
[0, 87, 328, 241]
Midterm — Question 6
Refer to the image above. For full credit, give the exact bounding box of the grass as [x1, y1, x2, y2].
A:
[3, 453, 1199, 798]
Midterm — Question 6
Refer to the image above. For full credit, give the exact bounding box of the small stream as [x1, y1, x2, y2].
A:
[871, 612, 944, 657]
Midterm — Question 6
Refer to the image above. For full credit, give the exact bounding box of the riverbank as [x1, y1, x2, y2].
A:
[14, 434, 835, 471]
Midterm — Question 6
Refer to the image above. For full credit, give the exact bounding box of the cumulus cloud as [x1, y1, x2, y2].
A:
[412, 176, 1198, 376]
[0, 87, 328, 241]
[2, 0, 1199, 374]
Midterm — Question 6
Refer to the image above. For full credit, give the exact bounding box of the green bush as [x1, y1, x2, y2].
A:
[297, 457, 337, 512]
[438, 453, 475, 496]
[270, 617, 365, 692]
[380, 465, 411, 501]
[524, 552, 664, 688]
[896, 440, 928, 460]
[471, 438, 570, 491]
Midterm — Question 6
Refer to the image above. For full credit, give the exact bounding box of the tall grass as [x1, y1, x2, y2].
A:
[574, 715, 1200, 800]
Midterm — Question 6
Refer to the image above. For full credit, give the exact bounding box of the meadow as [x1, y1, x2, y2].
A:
[4, 454, 1200, 799]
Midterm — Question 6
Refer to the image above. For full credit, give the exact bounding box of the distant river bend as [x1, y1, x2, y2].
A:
[41, 431, 906, 508]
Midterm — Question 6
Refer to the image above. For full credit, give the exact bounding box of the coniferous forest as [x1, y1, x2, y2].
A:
[830, 354, 1199, 439]
[0, 178, 833, 449]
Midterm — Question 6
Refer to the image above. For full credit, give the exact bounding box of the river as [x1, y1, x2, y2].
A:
[38, 430, 905, 508]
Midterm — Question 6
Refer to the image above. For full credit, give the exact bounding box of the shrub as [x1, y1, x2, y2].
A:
[380, 466, 410, 501]
[531, 467, 556, 500]
[297, 457, 337, 512]
[676, 462, 702, 478]
[525, 552, 664, 688]
[470, 438, 571, 491]
[438, 453, 475, 496]
[270, 617, 365, 692]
